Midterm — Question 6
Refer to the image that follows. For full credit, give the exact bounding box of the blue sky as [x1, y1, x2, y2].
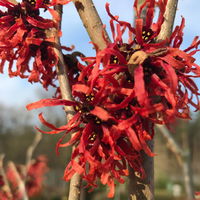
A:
[0, 0, 200, 108]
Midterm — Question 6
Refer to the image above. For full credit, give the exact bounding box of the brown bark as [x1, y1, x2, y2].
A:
[73, 0, 111, 50]
[66, 1, 111, 200]
[0, 154, 13, 200]
[8, 162, 29, 200]
[53, 5, 83, 200]
[129, 142, 154, 200]
[157, 0, 179, 41]
[25, 132, 42, 169]
[156, 0, 194, 199]
[156, 125, 194, 200]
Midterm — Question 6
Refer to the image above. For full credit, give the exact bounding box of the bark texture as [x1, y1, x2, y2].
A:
[54, 1, 111, 199]
[156, 125, 194, 200]
[129, 142, 154, 200]
[157, 0, 179, 41]
[53, 5, 82, 200]
[66, 2, 111, 199]
[73, 0, 111, 50]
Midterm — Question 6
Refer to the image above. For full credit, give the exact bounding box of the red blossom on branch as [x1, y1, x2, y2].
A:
[195, 192, 200, 200]
[26, 155, 48, 197]
[0, 155, 48, 200]
[102, 1, 200, 123]
[27, 68, 154, 197]
[0, 0, 72, 89]
[26, 0, 200, 198]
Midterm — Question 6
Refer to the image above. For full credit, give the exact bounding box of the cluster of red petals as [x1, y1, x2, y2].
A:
[104, 0, 200, 122]
[0, 156, 48, 200]
[25, 155, 48, 197]
[0, 0, 71, 89]
[27, 0, 200, 198]
[195, 192, 200, 200]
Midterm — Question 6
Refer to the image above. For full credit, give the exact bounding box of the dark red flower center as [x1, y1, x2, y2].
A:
[23, 0, 49, 7]
[142, 29, 153, 42]
[0, 176, 4, 187]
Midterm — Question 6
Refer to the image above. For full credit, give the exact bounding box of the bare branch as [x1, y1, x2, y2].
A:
[52, 5, 82, 200]
[7, 161, 29, 200]
[55, 1, 111, 199]
[156, 124, 194, 199]
[129, 141, 154, 200]
[25, 132, 42, 169]
[7, 0, 17, 5]
[156, 125, 183, 165]
[0, 154, 13, 199]
[157, 0, 179, 41]
[73, 0, 111, 50]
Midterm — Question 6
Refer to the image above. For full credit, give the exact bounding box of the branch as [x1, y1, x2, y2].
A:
[0, 154, 13, 199]
[61, 1, 111, 199]
[7, 162, 29, 200]
[129, 141, 154, 200]
[25, 132, 42, 170]
[73, 0, 111, 50]
[52, 5, 82, 200]
[156, 124, 195, 199]
[53, 5, 75, 112]
[156, 125, 183, 165]
[157, 0, 179, 41]
[7, 0, 17, 5]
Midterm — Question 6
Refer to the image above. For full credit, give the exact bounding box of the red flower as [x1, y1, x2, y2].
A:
[26, 155, 48, 197]
[27, 0, 200, 198]
[102, 1, 200, 124]
[0, 0, 63, 88]
[0, 156, 48, 200]
[0, 176, 4, 187]
[27, 72, 155, 197]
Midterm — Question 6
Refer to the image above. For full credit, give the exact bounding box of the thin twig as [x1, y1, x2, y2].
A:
[7, 161, 29, 200]
[0, 154, 13, 199]
[7, 0, 17, 5]
[156, 124, 194, 199]
[156, 125, 183, 165]
[73, 0, 111, 50]
[63, 1, 111, 199]
[52, 5, 82, 200]
[25, 132, 42, 171]
[157, 0, 179, 41]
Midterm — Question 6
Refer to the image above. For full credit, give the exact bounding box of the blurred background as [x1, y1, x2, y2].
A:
[0, 0, 200, 199]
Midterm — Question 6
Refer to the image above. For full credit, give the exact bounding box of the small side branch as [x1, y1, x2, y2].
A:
[156, 125, 183, 165]
[73, 0, 111, 50]
[157, 0, 179, 41]
[156, 125, 194, 200]
[65, 1, 111, 199]
[0, 154, 13, 199]
[53, 5, 82, 200]
[25, 132, 42, 169]
[7, 161, 29, 200]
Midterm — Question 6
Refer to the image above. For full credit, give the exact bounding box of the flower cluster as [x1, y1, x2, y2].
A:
[27, 0, 200, 198]
[25, 155, 49, 197]
[0, 155, 48, 200]
[0, 0, 71, 89]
